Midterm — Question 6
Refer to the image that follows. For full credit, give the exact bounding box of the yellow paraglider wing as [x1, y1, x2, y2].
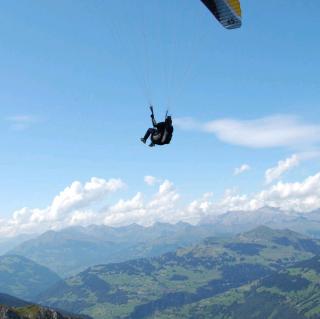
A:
[201, 0, 242, 29]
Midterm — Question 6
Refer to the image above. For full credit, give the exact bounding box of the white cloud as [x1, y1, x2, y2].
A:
[176, 115, 320, 149]
[144, 176, 158, 186]
[105, 180, 181, 226]
[202, 172, 320, 214]
[256, 173, 320, 212]
[234, 164, 251, 176]
[6, 115, 38, 131]
[186, 189, 258, 218]
[186, 192, 214, 222]
[0, 177, 125, 237]
[104, 193, 146, 226]
[174, 117, 201, 131]
[265, 154, 300, 184]
[4, 172, 320, 237]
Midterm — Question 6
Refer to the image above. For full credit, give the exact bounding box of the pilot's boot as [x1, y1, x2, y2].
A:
[140, 138, 146, 144]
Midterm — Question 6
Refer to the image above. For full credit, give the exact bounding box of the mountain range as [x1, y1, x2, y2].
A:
[5, 208, 320, 278]
[8, 222, 215, 276]
[36, 226, 320, 319]
[0, 234, 35, 255]
[200, 207, 320, 237]
[2, 210, 320, 319]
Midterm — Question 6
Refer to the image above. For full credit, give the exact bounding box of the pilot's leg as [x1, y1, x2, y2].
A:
[141, 128, 156, 144]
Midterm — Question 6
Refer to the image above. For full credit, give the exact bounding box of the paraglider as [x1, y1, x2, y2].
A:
[141, 106, 174, 147]
[138, 0, 242, 147]
[201, 0, 242, 29]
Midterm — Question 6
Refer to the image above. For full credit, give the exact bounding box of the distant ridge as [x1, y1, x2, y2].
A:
[8, 222, 215, 276]
[0, 293, 30, 308]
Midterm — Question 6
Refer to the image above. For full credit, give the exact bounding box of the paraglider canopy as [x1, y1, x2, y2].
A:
[201, 0, 242, 29]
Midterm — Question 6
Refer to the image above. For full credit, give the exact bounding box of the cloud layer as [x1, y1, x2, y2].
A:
[187, 172, 320, 217]
[3, 171, 320, 237]
[1, 178, 125, 237]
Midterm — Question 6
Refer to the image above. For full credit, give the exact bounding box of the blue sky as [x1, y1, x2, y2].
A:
[1, 1, 320, 231]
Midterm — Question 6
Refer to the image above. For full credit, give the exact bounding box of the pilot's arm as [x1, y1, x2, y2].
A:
[151, 114, 157, 127]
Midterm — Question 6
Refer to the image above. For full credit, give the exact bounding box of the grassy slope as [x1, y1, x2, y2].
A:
[0, 255, 61, 301]
[155, 256, 320, 319]
[38, 226, 320, 319]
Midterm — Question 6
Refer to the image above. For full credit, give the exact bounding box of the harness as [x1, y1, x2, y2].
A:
[152, 127, 172, 145]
